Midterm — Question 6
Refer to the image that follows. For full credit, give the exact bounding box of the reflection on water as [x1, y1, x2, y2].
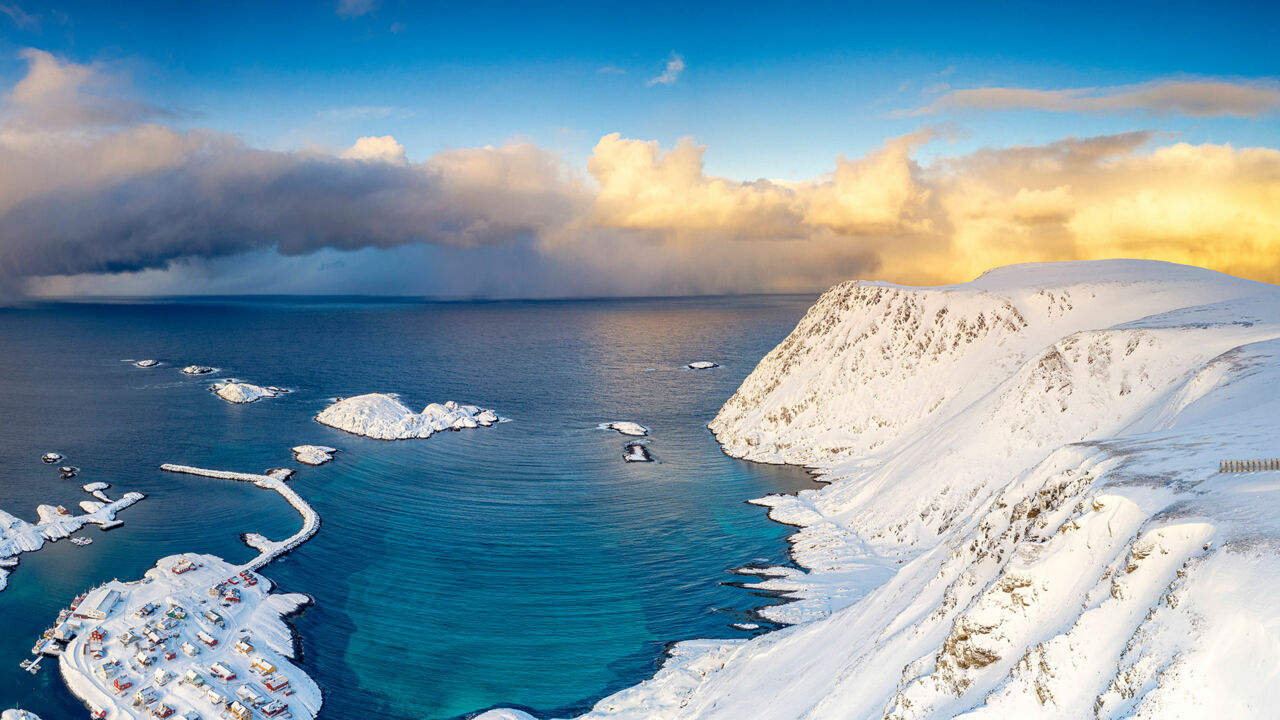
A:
[0, 295, 817, 719]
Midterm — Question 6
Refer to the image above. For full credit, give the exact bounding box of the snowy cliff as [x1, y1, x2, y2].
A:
[484, 259, 1280, 720]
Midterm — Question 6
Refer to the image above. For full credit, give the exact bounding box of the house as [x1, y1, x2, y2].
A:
[263, 675, 289, 692]
[204, 688, 227, 705]
[73, 588, 120, 620]
[182, 641, 200, 656]
[151, 703, 175, 718]
[112, 677, 133, 694]
[203, 610, 225, 626]
[95, 660, 120, 680]
[154, 668, 174, 686]
[132, 687, 159, 706]
[250, 656, 275, 675]
[135, 650, 153, 666]
[209, 662, 236, 681]
[260, 700, 288, 717]
[197, 630, 218, 647]
[226, 701, 252, 720]
[183, 669, 205, 687]
[171, 558, 196, 574]
[146, 630, 165, 645]
[234, 637, 254, 654]
[236, 684, 265, 706]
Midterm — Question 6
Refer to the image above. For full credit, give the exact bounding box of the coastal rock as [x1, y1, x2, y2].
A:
[211, 380, 282, 404]
[0, 492, 144, 591]
[181, 365, 215, 375]
[687, 361, 719, 369]
[1, 710, 43, 720]
[602, 421, 649, 437]
[315, 393, 501, 440]
[623, 442, 653, 463]
[81, 482, 109, 493]
[133, 359, 159, 368]
[41, 452, 62, 464]
[291, 445, 338, 466]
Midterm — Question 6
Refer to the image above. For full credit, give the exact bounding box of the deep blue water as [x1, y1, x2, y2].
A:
[0, 295, 818, 719]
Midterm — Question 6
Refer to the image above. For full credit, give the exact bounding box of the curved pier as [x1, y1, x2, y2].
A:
[158, 464, 319, 570]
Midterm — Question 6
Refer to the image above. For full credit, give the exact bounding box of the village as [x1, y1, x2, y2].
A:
[48, 551, 321, 720]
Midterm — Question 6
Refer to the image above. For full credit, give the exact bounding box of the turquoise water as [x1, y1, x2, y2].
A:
[0, 296, 818, 718]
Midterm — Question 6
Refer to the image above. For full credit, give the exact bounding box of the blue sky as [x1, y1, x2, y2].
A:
[4, 0, 1278, 177]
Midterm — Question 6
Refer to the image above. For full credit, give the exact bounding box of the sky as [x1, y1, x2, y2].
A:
[0, 0, 1278, 298]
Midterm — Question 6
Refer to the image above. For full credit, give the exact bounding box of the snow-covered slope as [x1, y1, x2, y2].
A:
[315, 393, 500, 440]
[481, 259, 1280, 720]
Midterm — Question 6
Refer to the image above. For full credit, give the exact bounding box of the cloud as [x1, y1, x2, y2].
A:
[336, 0, 376, 18]
[3, 48, 1280, 298]
[0, 2, 38, 30]
[316, 105, 414, 121]
[340, 135, 408, 165]
[597, 65, 626, 75]
[4, 48, 175, 129]
[910, 78, 1280, 117]
[647, 53, 685, 87]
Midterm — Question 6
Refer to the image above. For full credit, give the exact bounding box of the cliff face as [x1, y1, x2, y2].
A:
[590, 261, 1280, 719]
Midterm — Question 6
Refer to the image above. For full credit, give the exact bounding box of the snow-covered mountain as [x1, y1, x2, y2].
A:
[482, 259, 1280, 720]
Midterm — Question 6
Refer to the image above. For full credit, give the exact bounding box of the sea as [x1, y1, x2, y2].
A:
[0, 295, 819, 719]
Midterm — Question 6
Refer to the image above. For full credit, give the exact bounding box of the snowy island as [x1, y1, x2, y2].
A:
[315, 393, 499, 440]
[290, 446, 337, 466]
[181, 365, 216, 375]
[601, 422, 648, 437]
[480, 260, 1280, 720]
[210, 381, 285, 404]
